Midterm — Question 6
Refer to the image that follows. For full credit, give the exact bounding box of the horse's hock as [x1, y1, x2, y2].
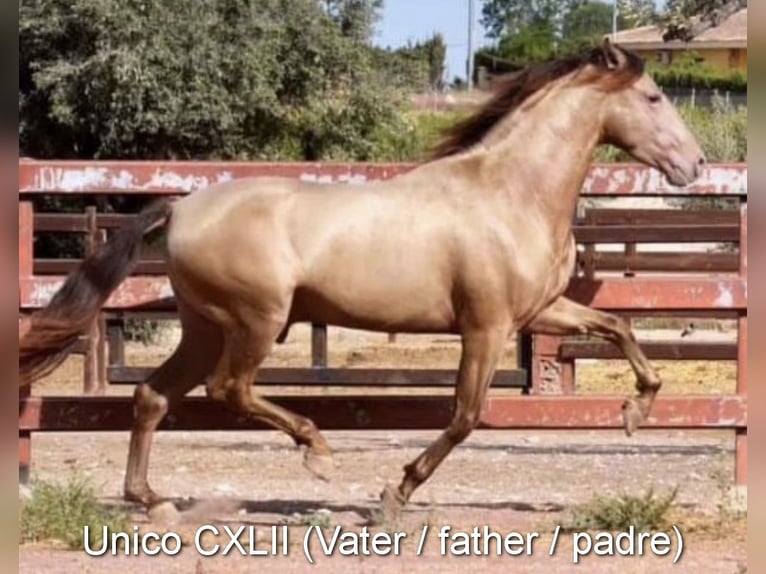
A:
[18, 160, 747, 486]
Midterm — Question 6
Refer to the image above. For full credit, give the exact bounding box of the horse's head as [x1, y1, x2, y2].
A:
[595, 40, 706, 186]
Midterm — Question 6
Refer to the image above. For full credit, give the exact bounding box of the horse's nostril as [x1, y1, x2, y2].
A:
[697, 156, 706, 166]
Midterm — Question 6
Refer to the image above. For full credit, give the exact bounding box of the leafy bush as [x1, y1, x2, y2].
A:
[20, 475, 130, 550]
[564, 487, 678, 532]
[19, 0, 412, 162]
[648, 52, 747, 92]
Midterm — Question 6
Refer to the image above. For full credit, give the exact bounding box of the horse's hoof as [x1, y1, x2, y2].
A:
[373, 483, 405, 526]
[147, 500, 181, 526]
[621, 398, 644, 437]
[124, 487, 160, 507]
[303, 449, 335, 482]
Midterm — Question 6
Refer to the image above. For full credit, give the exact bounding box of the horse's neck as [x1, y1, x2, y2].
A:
[480, 84, 605, 233]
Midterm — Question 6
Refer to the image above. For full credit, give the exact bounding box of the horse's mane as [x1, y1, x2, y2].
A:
[429, 44, 645, 160]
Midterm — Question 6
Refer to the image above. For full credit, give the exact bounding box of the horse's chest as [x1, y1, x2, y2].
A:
[509, 233, 576, 309]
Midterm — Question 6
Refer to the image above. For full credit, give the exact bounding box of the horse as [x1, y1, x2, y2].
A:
[19, 40, 705, 522]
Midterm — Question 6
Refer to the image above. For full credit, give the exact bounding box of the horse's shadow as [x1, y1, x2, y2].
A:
[121, 496, 566, 528]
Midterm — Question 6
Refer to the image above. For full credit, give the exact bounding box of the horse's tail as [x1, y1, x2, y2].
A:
[19, 200, 174, 386]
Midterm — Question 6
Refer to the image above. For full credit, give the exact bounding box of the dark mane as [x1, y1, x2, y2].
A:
[429, 44, 645, 160]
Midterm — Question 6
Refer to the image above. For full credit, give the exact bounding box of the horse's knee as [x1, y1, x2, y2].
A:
[133, 383, 169, 427]
[445, 409, 480, 443]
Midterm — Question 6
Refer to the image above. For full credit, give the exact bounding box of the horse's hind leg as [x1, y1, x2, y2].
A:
[525, 295, 662, 435]
[214, 317, 334, 480]
[124, 303, 221, 505]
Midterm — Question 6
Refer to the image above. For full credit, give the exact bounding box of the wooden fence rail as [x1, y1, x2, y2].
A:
[18, 160, 747, 486]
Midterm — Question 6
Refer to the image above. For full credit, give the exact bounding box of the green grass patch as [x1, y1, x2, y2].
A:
[20, 475, 130, 550]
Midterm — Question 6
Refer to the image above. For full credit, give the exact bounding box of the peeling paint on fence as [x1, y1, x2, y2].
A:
[582, 164, 747, 196]
[19, 160, 746, 196]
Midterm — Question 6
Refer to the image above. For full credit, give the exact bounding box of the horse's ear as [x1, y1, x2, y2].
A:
[600, 37, 623, 70]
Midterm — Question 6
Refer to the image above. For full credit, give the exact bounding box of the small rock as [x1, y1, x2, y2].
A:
[724, 485, 747, 514]
[148, 501, 181, 525]
[19, 484, 33, 501]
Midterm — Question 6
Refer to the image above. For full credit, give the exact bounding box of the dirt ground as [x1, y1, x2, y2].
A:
[20, 324, 746, 573]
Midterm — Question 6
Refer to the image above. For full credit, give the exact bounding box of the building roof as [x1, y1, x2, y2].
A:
[610, 8, 747, 50]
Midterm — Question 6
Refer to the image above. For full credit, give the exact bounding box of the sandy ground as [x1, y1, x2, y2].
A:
[20, 324, 746, 573]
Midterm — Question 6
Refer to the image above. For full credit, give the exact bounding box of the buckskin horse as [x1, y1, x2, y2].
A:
[19, 40, 705, 521]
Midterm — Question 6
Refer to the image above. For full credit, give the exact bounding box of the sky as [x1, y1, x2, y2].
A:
[373, 0, 491, 83]
[374, 0, 668, 83]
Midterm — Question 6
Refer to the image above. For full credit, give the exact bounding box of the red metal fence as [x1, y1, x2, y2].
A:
[18, 160, 747, 485]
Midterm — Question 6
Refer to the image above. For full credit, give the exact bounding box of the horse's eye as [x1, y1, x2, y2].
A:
[647, 93, 662, 104]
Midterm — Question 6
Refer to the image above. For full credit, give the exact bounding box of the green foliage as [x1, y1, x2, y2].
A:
[20, 475, 130, 550]
[324, 0, 383, 42]
[478, 1, 619, 67]
[372, 33, 448, 93]
[564, 487, 678, 532]
[648, 54, 747, 92]
[300, 512, 332, 528]
[19, 0, 411, 162]
[661, 0, 745, 41]
[561, 1, 615, 53]
[679, 96, 747, 162]
[616, 0, 658, 27]
[480, 0, 576, 40]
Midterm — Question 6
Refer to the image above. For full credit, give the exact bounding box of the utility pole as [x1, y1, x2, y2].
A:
[612, 0, 618, 40]
[467, 0, 475, 89]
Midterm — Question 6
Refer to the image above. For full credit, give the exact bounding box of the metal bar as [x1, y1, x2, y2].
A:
[19, 395, 747, 432]
[18, 161, 747, 197]
[563, 277, 747, 311]
[577, 252, 739, 273]
[107, 319, 126, 368]
[578, 208, 739, 225]
[560, 341, 737, 361]
[573, 224, 739, 243]
[107, 366, 528, 388]
[20, 276, 748, 311]
[311, 324, 328, 368]
[19, 202, 33, 278]
[82, 207, 99, 395]
[736, 199, 747, 485]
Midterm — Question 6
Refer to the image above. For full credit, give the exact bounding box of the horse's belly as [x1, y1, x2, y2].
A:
[291, 268, 456, 333]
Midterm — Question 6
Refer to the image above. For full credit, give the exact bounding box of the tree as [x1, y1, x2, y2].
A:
[480, 0, 580, 39]
[426, 33, 447, 91]
[478, 1, 615, 66]
[372, 33, 447, 92]
[562, 1, 615, 52]
[616, 0, 658, 27]
[324, 0, 384, 43]
[19, 0, 412, 161]
[660, 0, 746, 41]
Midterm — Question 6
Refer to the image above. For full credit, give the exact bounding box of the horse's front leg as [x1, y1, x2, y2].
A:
[525, 295, 661, 435]
[378, 323, 508, 523]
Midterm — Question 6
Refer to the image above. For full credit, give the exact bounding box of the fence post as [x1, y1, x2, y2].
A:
[19, 201, 33, 485]
[311, 324, 328, 368]
[530, 334, 574, 394]
[82, 207, 105, 394]
[735, 200, 747, 485]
